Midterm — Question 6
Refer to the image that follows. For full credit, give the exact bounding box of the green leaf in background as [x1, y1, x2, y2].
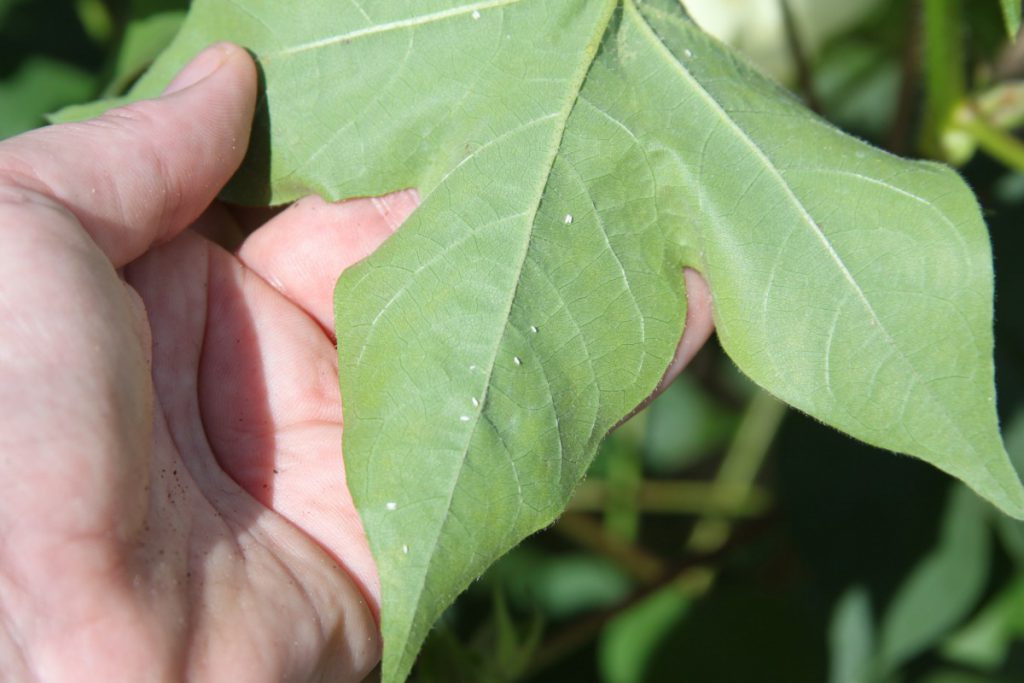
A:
[0, 57, 96, 139]
[996, 410, 1024, 565]
[643, 375, 738, 474]
[488, 548, 631, 621]
[416, 588, 543, 683]
[828, 586, 874, 683]
[942, 576, 1024, 672]
[878, 486, 991, 673]
[102, 10, 186, 97]
[1000, 0, 1021, 38]
[54, 0, 1024, 678]
[599, 586, 690, 683]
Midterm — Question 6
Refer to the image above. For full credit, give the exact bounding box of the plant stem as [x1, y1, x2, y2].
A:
[569, 479, 771, 517]
[921, 0, 966, 157]
[686, 390, 787, 554]
[779, 0, 822, 113]
[955, 107, 1024, 172]
[604, 413, 645, 542]
[887, 0, 922, 154]
[555, 513, 667, 584]
[525, 517, 775, 679]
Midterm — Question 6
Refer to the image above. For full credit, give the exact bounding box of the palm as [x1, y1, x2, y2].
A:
[134, 198, 401, 608]
[0, 192, 415, 682]
[116, 197, 413, 680]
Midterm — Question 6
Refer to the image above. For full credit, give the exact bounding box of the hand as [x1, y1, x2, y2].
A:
[0, 43, 713, 682]
[0, 43, 405, 682]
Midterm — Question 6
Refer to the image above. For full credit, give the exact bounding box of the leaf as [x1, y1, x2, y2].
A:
[0, 57, 96, 139]
[643, 375, 739, 474]
[598, 586, 690, 683]
[827, 587, 875, 683]
[878, 486, 991, 672]
[996, 410, 1024, 563]
[62, 0, 1024, 678]
[1000, 0, 1021, 38]
[942, 575, 1024, 672]
[102, 10, 186, 97]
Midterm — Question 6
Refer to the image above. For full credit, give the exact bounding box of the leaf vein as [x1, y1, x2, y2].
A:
[272, 0, 526, 57]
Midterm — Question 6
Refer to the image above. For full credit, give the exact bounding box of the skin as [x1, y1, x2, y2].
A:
[0, 44, 714, 682]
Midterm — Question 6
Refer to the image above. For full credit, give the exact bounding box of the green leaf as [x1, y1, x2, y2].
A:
[63, 0, 1024, 678]
[102, 10, 186, 97]
[487, 548, 631, 620]
[1000, 0, 1021, 38]
[599, 586, 690, 683]
[643, 375, 739, 474]
[942, 575, 1024, 671]
[878, 486, 991, 672]
[1, 57, 96, 139]
[828, 587, 875, 683]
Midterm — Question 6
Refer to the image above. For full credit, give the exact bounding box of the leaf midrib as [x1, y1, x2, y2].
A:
[631, 1, 883, 331]
[387, 0, 622, 674]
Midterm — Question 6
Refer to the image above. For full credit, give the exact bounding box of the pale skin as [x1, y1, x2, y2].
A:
[0, 44, 714, 682]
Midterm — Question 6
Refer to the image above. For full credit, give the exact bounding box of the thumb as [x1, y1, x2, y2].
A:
[0, 42, 257, 267]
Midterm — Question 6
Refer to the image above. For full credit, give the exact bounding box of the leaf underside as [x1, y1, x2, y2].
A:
[66, 0, 1024, 680]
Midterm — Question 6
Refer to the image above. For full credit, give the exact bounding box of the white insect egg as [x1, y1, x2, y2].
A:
[460, 415, 471, 422]
[386, 502, 397, 511]
[471, 397, 480, 407]
[514, 356, 522, 366]
[471, 9, 481, 19]
[530, 325, 539, 333]
[402, 544, 409, 554]
[563, 214, 573, 225]
[684, 49, 693, 58]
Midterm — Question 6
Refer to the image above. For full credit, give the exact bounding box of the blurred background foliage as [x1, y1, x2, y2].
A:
[3, 0, 1024, 681]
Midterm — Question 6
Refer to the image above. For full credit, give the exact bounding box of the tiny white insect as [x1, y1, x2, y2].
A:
[684, 49, 693, 58]
[460, 415, 471, 422]
[530, 325, 539, 333]
[563, 214, 573, 225]
[513, 356, 522, 366]
[471, 9, 481, 19]
[471, 397, 480, 407]
[402, 544, 409, 554]
[386, 502, 397, 511]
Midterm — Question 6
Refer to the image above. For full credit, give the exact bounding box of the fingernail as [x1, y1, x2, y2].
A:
[163, 43, 232, 95]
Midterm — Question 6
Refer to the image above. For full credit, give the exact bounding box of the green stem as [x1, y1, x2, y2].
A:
[569, 480, 771, 517]
[604, 412, 646, 542]
[779, 0, 822, 113]
[555, 513, 667, 584]
[524, 548, 728, 679]
[956, 108, 1024, 172]
[921, 0, 966, 157]
[687, 390, 787, 553]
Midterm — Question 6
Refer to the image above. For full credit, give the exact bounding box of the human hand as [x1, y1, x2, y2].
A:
[0, 43, 414, 682]
[0, 43, 712, 683]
